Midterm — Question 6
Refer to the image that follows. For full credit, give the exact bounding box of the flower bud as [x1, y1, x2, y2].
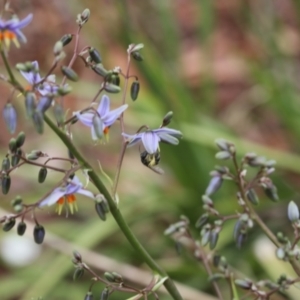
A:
[246, 189, 259, 205]
[15, 63, 27, 71]
[162, 111, 173, 127]
[234, 279, 252, 290]
[17, 221, 27, 236]
[132, 51, 143, 61]
[215, 151, 231, 160]
[9, 138, 17, 153]
[2, 175, 11, 194]
[109, 74, 120, 86]
[73, 250, 82, 262]
[100, 288, 109, 300]
[25, 92, 36, 118]
[104, 272, 115, 282]
[80, 8, 90, 23]
[11, 152, 20, 167]
[2, 157, 10, 171]
[103, 82, 121, 93]
[53, 41, 63, 56]
[84, 291, 93, 300]
[92, 64, 109, 77]
[32, 111, 44, 134]
[53, 103, 65, 125]
[288, 201, 299, 223]
[61, 66, 79, 82]
[209, 230, 219, 250]
[3, 218, 15, 232]
[3, 103, 17, 134]
[38, 167, 48, 183]
[205, 175, 222, 196]
[37, 97, 52, 113]
[111, 272, 123, 283]
[26, 150, 42, 160]
[208, 273, 225, 282]
[95, 202, 106, 221]
[276, 247, 286, 260]
[127, 43, 144, 54]
[130, 81, 140, 101]
[33, 224, 45, 244]
[89, 47, 102, 63]
[57, 85, 72, 96]
[201, 229, 211, 246]
[73, 267, 84, 280]
[92, 114, 103, 140]
[60, 34, 73, 46]
[195, 213, 209, 228]
[16, 131, 26, 148]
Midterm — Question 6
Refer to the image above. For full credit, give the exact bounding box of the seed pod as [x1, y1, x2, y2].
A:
[3, 103, 17, 134]
[195, 213, 209, 228]
[100, 288, 109, 300]
[110, 74, 120, 86]
[209, 230, 219, 250]
[103, 82, 121, 94]
[33, 225, 45, 244]
[3, 218, 15, 232]
[57, 85, 73, 96]
[25, 92, 36, 118]
[84, 291, 93, 300]
[32, 111, 44, 134]
[2, 175, 11, 194]
[73, 267, 84, 280]
[11, 151, 21, 167]
[92, 114, 103, 140]
[17, 221, 27, 236]
[16, 131, 26, 148]
[132, 51, 143, 61]
[60, 34, 73, 46]
[38, 167, 48, 183]
[111, 272, 123, 283]
[61, 66, 79, 82]
[73, 250, 82, 262]
[130, 81, 140, 101]
[95, 202, 106, 221]
[53, 41, 63, 56]
[201, 230, 211, 246]
[2, 157, 10, 171]
[89, 47, 102, 63]
[92, 64, 108, 77]
[246, 188, 259, 205]
[104, 272, 115, 282]
[162, 111, 173, 126]
[8, 138, 17, 153]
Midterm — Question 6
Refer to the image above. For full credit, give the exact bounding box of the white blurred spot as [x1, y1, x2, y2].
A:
[0, 234, 41, 267]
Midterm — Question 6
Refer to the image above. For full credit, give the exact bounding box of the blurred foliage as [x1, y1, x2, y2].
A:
[2, 0, 300, 299]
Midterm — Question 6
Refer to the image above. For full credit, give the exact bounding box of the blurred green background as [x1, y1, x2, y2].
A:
[1, 0, 300, 299]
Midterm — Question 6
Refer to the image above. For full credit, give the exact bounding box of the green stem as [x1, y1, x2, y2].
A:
[44, 115, 183, 300]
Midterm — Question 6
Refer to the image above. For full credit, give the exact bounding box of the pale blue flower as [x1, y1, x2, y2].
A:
[0, 14, 33, 48]
[74, 94, 128, 141]
[123, 127, 182, 154]
[39, 176, 94, 215]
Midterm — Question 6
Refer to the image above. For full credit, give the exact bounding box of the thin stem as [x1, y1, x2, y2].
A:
[43, 115, 183, 300]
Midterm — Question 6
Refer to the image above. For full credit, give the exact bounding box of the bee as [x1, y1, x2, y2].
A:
[140, 150, 164, 174]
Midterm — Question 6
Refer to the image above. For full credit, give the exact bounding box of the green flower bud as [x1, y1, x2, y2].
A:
[103, 83, 121, 94]
[53, 41, 63, 56]
[2, 157, 10, 171]
[100, 288, 109, 300]
[235, 279, 252, 290]
[60, 34, 73, 46]
[17, 221, 27, 236]
[2, 175, 11, 194]
[38, 167, 48, 183]
[95, 202, 106, 221]
[16, 131, 26, 148]
[288, 201, 299, 223]
[3, 103, 17, 134]
[104, 272, 115, 282]
[132, 51, 143, 61]
[33, 225, 45, 244]
[73, 250, 82, 262]
[25, 92, 36, 118]
[9, 138, 17, 153]
[84, 291, 93, 300]
[215, 151, 231, 160]
[92, 64, 109, 77]
[246, 188, 259, 205]
[209, 230, 219, 250]
[130, 81, 140, 101]
[61, 66, 79, 82]
[92, 114, 103, 140]
[73, 267, 84, 280]
[89, 47, 102, 63]
[57, 85, 73, 96]
[32, 111, 44, 134]
[195, 213, 209, 228]
[162, 111, 173, 127]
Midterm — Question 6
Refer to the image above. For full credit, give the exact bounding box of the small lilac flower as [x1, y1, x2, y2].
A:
[74, 94, 128, 141]
[39, 176, 94, 215]
[0, 14, 33, 48]
[122, 127, 182, 154]
[20, 61, 63, 96]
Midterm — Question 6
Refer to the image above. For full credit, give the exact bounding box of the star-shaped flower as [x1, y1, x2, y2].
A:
[39, 176, 94, 215]
[123, 127, 182, 154]
[0, 14, 33, 48]
[74, 94, 128, 141]
[20, 60, 62, 96]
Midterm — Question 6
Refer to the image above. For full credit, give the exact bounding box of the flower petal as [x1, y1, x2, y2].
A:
[76, 188, 95, 199]
[102, 104, 128, 127]
[122, 133, 142, 147]
[39, 188, 65, 207]
[156, 132, 179, 145]
[154, 128, 183, 139]
[75, 111, 94, 127]
[66, 177, 83, 194]
[97, 95, 110, 117]
[141, 132, 160, 154]
[10, 14, 33, 30]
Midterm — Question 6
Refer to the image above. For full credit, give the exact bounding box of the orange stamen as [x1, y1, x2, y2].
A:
[103, 127, 109, 135]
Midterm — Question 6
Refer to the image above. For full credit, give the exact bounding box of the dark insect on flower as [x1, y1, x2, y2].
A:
[140, 150, 164, 174]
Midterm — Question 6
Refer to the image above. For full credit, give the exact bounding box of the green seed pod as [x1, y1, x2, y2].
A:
[92, 64, 108, 77]
[195, 213, 209, 229]
[17, 221, 27, 236]
[130, 81, 140, 101]
[2, 157, 10, 171]
[60, 34, 73, 46]
[209, 230, 219, 250]
[84, 291, 93, 300]
[9, 138, 17, 153]
[2, 175, 11, 194]
[33, 225, 45, 244]
[61, 66, 79, 82]
[13, 204, 23, 213]
[15, 63, 27, 71]
[208, 273, 225, 282]
[53, 41, 63, 56]
[73, 267, 84, 280]
[11, 153, 20, 167]
[103, 83, 121, 94]
[104, 272, 115, 282]
[110, 74, 120, 86]
[57, 85, 72, 96]
[53, 103, 65, 125]
[26, 150, 42, 160]
[111, 272, 123, 283]
[132, 51, 143, 61]
[11, 195, 22, 206]
[100, 288, 109, 300]
[16, 131, 26, 148]
[38, 167, 48, 183]
[234, 279, 252, 290]
[3, 218, 15, 232]
[32, 111, 44, 134]
[95, 202, 106, 221]
[246, 188, 259, 205]
[89, 47, 102, 63]
[25, 92, 36, 118]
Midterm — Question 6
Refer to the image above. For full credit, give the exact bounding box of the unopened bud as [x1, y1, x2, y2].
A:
[89, 47, 102, 63]
[60, 34, 73, 46]
[33, 224, 45, 244]
[32, 111, 44, 134]
[2, 175, 11, 194]
[288, 201, 299, 223]
[53, 41, 63, 56]
[3, 103, 17, 134]
[25, 92, 36, 118]
[61, 66, 79, 82]
[92, 64, 109, 77]
[162, 111, 173, 127]
[102, 82, 121, 93]
[16, 131, 26, 148]
[17, 221, 27, 236]
[38, 167, 48, 183]
[130, 81, 140, 101]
